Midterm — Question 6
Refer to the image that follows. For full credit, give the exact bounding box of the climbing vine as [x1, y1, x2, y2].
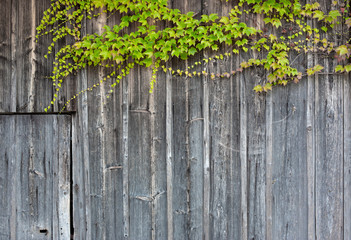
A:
[36, 0, 351, 112]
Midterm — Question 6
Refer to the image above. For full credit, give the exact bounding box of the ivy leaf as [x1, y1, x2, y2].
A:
[201, 15, 209, 23]
[345, 65, 351, 72]
[253, 85, 263, 92]
[335, 65, 344, 72]
[209, 13, 219, 22]
[103, 25, 111, 32]
[100, 50, 111, 60]
[313, 10, 325, 21]
[307, 64, 324, 75]
[188, 47, 197, 56]
[336, 45, 349, 56]
[328, 10, 341, 20]
[219, 16, 229, 24]
[321, 26, 328, 32]
[263, 82, 272, 91]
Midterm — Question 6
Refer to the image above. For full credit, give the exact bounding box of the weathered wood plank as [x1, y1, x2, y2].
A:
[315, 57, 344, 240]
[150, 69, 168, 240]
[170, 2, 190, 240]
[102, 13, 125, 240]
[306, 23, 316, 240]
[181, 1, 204, 239]
[0, 0, 12, 112]
[270, 82, 309, 240]
[128, 66, 152, 240]
[72, 68, 91, 240]
[344, 73, 351, 240]
[0, 116, 13, 239]
[265, 90, 273, 240]
[245, 61, 266, 240]
[203, 68, 211, 240]
[166, 69, 173, 240]
[0, 115, 71, 240]
[83, 13, 107, 239]
[171, 73, 188, 240]
[14, 0, 35, 112]
[315, 2, 344, 238]
[203, 2, 236, 239]
[122, 76, 130, 240]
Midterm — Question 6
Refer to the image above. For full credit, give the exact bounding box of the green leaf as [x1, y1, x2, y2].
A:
[209, 13, 219, 21]
[188, 47, 197, 56]
[253, 85, 263, 92]
[335, 65, 344, 72]
[313, 10, 325, 21]
[345, 65, 351, 72]
[329, 10, 341, 19]
[321, 26, 328, 32]
[336, 45, 349, 56]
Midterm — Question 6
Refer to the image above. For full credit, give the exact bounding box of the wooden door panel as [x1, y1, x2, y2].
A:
[0, 115, 71, 240]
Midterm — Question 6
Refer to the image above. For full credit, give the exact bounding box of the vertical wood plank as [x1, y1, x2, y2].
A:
[0, 0, 12, 112]
[246, 63, 266, 240]
[15, 0, 35, 112]
[270, 83, 309, 240]
[151, 68, 168, 240]
[34, 0, 57, 112]
[72, 68, 91, 240]
[170, 2, 190, 240]
[184, 1, 204, 239]
[10, 0, 18, 112]
[239, 57, 248, 240]
[265, 91, 273, 240]
[171, 71, 188, 240]
[203, 69, 210, 240]
[56, 116, 72, 239]
[306, 25, 316, 240]
[166, 70, 173, 240]
[315, 54, 344, 240]
[128, 66, 152, 240]
[122, 76, 130, 239]
[344, 73, 351, 240]
[315, 2, 344, 238]
[203, 2, 237, 239]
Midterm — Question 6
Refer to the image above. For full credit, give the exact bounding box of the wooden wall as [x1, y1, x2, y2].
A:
[0, 0, 350, 239]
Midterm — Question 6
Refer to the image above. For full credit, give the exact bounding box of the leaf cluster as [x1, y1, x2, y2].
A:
[36, 0, 351, 111]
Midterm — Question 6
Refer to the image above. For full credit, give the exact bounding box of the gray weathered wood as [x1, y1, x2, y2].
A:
[270, 82, 309, 240]
[344, 73, 351, 240]
[0, 115, 71, 240]
[72, 67, 91, 240]
[2, 1, 351, 239]
[150, 63, 168, 240]
[0, 0, 12, 112]
[166, 69, 173, 240]
[128, 66, 152, 240]
[315, 55, 344, 240]
[170, 2, 190, 240]
[246, 58, 266, 240]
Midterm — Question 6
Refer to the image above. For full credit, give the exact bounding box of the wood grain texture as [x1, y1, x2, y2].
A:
[128, 66, 152, 240]
[344, 73, 351, 240]
[0, 115, 71, 240]
[0, 0, 74, 113]
[2, 0, 351, 239]
[245, 58, 266, 240]
[151, 69, 168, 240]
[315, 57, 344, 240]
[0, 0, 12, 112]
